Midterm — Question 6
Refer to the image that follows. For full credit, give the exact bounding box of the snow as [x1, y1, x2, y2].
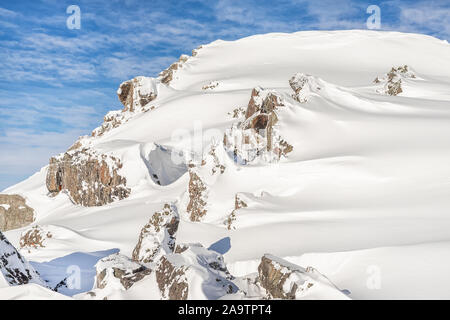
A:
[0, 204, 10, 210]
[2, 30, 450, 299]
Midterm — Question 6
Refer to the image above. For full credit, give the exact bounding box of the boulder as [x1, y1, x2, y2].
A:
[117, 76, 158, 112]
[46, 148, 130, 207]
[257, 254, 349, 299]
[0, 194, 34, 232]
[132, 203, 179, 264]
[94, 253, 151, 290]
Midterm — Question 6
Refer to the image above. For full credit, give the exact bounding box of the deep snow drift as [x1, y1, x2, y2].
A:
[1, 30, 450, 299]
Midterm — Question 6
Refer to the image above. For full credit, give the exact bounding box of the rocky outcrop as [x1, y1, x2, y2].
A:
[156, 255, 189, 300]
[159, 55, 189, 85]
[0, 194, 34, 232]
[257, 254, 349, 300]
[202, 81, 219, 90]
[46, 148, 130, 207]
[186, 169, 208, 222]
[95, 253, 151, 291]
[117, 76, 158, 112]
[0, 231, 47, 287]
[132, 203, 179, 264]
[19, 225, 52, 252]
[225, 193, 248, 230]
[374, 65, 416, 96]
[224, 86, 293, 163]
[155, 243, 237, 300]
[91, 77, 158, 137]
[289, 73, 321, 103]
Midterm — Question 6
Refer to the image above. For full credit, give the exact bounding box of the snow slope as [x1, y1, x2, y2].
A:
[2, 30, 450, 299]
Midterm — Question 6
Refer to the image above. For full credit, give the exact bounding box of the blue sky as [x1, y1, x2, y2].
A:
[0, 0, 449, 190]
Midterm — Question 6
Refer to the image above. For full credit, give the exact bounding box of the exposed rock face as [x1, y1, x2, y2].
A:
[0, 231, 47, 287]
[186, 169, 208, 222]
[155, 243, 237, 300]
[159, 55, 189, 85]
[191, 45, 203, 57]
[19, 225, 52, 252]
[374, 65, 416, 96]
[46, 148, 130, 207]
[95, 253, 151, 290]
[117, 76, 158, 112]
[91, 77, 158, 137]
[289, 73, 321, 103]
[0, 194, 34, 232]
[132, 203, 179, 264]
[224, 85, 293, 163]
[225, 193, 248, 230]
[156, 255, 189, 300]
[257, 254, 348, 300]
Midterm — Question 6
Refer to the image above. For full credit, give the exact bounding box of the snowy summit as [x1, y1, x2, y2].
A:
[1, 30, 450, 300]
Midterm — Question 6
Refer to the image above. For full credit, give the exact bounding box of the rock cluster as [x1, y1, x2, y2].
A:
[132, 203, 179, 264]
[94, 253, 151, 291]
[256, 254, 348, 299]
[289, 73, 321, 103]
[186, 169, 208, 222]
[225, 193, 248, 230]
[0, 194, 34, 232]
[374, 65, 416, 96]
[92, 76, 158, 137]
[202, 81, 219, 90]
[46, 148, 130, 207]
[159, 55, 190, 85]
[156, 243, 237, 300]
[19, 225, 52, 252]
[224, 86, 293, 163]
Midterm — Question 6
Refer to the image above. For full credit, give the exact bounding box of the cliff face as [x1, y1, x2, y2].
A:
[0, 194, 34, 232]
[46, 148, 130, 207]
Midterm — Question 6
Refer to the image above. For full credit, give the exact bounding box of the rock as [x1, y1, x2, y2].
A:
[0, 231, 47, 287]
[19, 225, 52, 252]
[132, 203, 179, 264]
[0, 194, 34, 232]
[155, 243, 237, 300]
[224, 85, 292, 163]
[202, 81, 219, 90]
[289, 73, 321, 103]
[186, 169, 208, 222]
[117, 76, 158, 112]
[191, 45, 203, 57]
[91, 77, 158, 137]
[159, 55, 190, 85]
[225, 193, 248, 230]
[46, 148, 130, 207]
[95, 253, 151, 290]
[156, 255, 189, 300]
[374, 65, 416, 96]
[257, 254, 349, 300]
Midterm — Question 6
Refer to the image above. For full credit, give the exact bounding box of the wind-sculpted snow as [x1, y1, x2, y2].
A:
[3, 30, 450, 299]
